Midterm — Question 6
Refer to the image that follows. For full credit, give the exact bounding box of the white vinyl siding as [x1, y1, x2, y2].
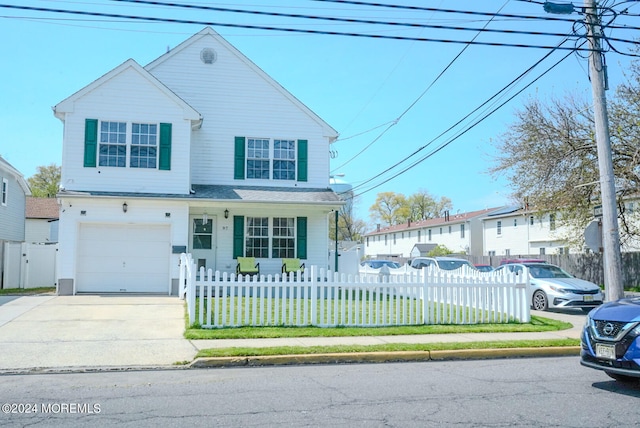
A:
[146, 34, 333, 188]
[58, 66, 192, 195]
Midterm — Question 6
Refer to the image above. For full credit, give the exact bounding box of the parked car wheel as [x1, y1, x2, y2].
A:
[532, 290, 548, 311]
[581, 307, 594, 314]
[605, 371, 639, 384]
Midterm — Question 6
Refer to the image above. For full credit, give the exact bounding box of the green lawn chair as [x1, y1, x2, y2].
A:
[236, 257, 260, 276]
[282, 258, 305, 274]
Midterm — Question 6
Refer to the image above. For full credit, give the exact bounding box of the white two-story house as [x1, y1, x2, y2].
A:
[364, 208, 502, 260]
[54, 27, 342, 295]
[482, 206, 571, 256]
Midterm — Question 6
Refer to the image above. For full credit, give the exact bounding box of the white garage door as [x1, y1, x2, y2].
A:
[76, 224, 170, 293]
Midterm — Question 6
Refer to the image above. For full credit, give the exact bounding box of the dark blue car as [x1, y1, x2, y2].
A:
[580, 297, 640, 383]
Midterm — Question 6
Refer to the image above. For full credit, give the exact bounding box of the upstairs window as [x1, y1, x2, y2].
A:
[235, 137, 307, 182]
[246, 138, 270, 179]
[1, 178, 7, 206]
[99, 121, 127, 167]
[549, 213, 556, 230]
[86, 119, 169, 170]
[273, 140, 296, 180]
[497, 221, 502, 235]
[130, 123, 158, 169]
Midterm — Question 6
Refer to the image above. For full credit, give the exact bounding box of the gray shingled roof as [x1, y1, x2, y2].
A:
[60, 184, 343, 204]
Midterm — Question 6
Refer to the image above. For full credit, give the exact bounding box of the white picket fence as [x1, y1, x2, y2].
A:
[179, 254, 530, 328]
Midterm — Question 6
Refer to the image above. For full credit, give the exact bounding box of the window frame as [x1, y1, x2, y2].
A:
[130, 123, 158, 169]
[272, 217, 296, 258]
[245, 137, 297, 181]
[98, 120, 160, 169]
[1, 178, 7, 206]
[245, 217, 269, 258]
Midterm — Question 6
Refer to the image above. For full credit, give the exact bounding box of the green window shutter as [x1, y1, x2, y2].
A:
[159, 123, 172, 170]
[233, 216, 245, 258]
[297, 140, 308, 182]
[234, 137, 246, 180]
[297, 217, 307, 259]
[84, 119, 98, 167]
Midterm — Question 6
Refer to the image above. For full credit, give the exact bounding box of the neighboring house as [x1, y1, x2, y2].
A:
[0, 156, 31, 289]
[53, 27, 342, 295]
[482, 206, 571, 256]
[25, 197, 59, 244]
[363, 208, 502, 260]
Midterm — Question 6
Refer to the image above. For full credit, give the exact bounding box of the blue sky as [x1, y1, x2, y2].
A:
[1, 1, 637, 225]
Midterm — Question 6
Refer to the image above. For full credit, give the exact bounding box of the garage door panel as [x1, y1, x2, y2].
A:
[76, 224, 170, 293]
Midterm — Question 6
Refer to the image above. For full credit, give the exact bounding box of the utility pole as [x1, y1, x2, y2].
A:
[584, 0, 624, 300]
[544, 1, 624, 300]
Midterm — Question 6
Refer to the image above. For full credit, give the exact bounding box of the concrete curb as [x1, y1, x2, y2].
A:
[189, 346, 581, 368]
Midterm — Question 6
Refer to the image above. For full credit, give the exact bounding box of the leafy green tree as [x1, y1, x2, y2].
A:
[27, 164, 61, 198]
[427, 244, 454, 256]
[369, 192, 410, 226]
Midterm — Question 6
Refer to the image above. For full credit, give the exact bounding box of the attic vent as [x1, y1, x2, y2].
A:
[200, 48, 217, 64]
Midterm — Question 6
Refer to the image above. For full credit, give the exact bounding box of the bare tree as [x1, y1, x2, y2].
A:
[489, 57, 640, 248]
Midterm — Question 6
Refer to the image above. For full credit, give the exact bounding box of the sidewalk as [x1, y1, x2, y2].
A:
[0, 295, 585, 373]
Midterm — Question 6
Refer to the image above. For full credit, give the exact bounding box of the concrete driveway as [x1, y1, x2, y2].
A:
[0, 295, 197, 372]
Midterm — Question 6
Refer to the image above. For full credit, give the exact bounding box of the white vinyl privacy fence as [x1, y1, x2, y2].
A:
[179, 254, 530, 328]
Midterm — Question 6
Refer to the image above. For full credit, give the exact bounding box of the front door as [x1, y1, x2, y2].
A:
[189, 215, 216, 274]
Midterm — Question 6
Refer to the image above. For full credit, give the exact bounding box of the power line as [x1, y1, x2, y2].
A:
[331, 1, 512, 172]
[0, 4, 599, 50]
[345, 40, 580, 199]
[313, 0, 585, 22]
[110, 0, 585, 40]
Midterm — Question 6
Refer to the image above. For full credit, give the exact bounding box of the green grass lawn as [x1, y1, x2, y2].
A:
[185, 315, 571, 339]
[195, 338, 581, 358]
[0, 287, 56, 296]
[185, 303, 579, 358]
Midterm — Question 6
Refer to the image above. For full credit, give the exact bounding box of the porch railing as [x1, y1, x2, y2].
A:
[179, 253, 530, 328]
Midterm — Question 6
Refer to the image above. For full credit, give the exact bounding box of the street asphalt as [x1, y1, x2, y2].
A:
[0, 294, 586, 374]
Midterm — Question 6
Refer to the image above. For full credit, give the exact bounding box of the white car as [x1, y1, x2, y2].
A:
[493, 262, 604, 312]
[410, 256, 474, 271]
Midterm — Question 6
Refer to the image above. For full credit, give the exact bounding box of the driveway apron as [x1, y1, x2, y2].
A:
[0, 295, 197, 371]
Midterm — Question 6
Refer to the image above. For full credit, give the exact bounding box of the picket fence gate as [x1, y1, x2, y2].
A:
[179, 254, 530, 328]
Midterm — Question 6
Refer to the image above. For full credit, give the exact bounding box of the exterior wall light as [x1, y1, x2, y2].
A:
[122, 202, 128, 213]
[224, 209, 229, 219]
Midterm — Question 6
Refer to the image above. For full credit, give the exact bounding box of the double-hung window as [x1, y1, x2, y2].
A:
[246, 138, 270, 179]
[235, 216, 305, 260]
[236, 137, 305, 182]
[130, 123, 158, 168]
[272, 217, 295, 258]
[99, 121, 127, 167]
[245, 217, 269, 258]
[1, 178, 7, 206]
[90, 119, 164, 169]
[273, 140, 296, 180]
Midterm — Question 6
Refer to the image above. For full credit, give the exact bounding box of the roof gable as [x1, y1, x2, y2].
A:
[0, 156, 31, 195]
[145, 27, 338, 141]
[53, 59, 201, 121]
